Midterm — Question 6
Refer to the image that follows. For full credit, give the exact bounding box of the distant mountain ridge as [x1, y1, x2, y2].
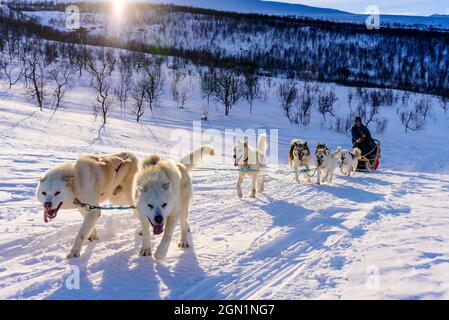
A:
[146, 0, 449, 30]
[147, 0, 353, 17]
[430, 14, 449, 18]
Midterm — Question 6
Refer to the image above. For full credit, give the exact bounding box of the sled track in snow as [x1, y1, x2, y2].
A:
[0, 145, 447, 299]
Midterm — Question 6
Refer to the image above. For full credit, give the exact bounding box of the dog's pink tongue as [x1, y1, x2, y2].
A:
[44, 208, 57, 223]
[153, 225, 163, 235]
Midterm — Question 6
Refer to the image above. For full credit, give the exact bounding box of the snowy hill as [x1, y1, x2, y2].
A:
[146, 0, 449, 30]
[3, 0, 449, 30]
[147, 0, 351, 17]
[1, 56, 449, 299]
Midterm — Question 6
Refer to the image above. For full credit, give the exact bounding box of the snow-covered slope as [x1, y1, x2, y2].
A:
[3, 0, 449, 30]
[147, 0, 350, 16]
[1, 62, 449, 299]
[145, 0, 449, 30]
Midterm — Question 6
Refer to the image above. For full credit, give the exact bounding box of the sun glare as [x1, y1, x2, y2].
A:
[112, 0, 126, 21]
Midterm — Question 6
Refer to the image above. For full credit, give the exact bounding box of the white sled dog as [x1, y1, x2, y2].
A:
[36, 153, 138, 258]
[134, 145, 215, 260]
[339, 148, 362, 176]
[315, 144, 341, 185]
[288, 139, 311, 183]
[233, 134, 267, 198]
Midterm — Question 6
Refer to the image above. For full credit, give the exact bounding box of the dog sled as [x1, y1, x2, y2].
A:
[355, 139, 381, 172]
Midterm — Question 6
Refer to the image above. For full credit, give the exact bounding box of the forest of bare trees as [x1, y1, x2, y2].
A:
[0, 1, 442, 133]
[2, 1, 449, 98]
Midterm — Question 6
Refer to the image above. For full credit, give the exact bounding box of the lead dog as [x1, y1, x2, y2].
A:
[134, 145, 215, 260]
[288, 139, 311, 183]
[233, 134, 267, 198]
[36, 153, 138, 258]
[315, 144, 341, 185]
[339, 148, 362, 176]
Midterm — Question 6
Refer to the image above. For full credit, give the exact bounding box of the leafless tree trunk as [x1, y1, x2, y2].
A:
[317, 87, 337, 121]
[440, 94, 449, 115]
[0, 57, 23, 90]
[200, 68, 216, 106]
[400, 97, 431, 133]
[212, 69, 243, 116]
[50, 62, 72, 112]
[243, 70, 261, 114]
[278, 81, 297, 123]
[131, 76, 147, 123]
[365, 91, 382, 126]
[142, 56, 165, 111]
[297, 82, 314, 126]
[87, 50, 116, 124]
[115, 53, 133, 117]
[170, 58, 187, 108]
[26, 54, 47, 111]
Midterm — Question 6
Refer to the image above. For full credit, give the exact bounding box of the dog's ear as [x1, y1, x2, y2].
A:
[61, 175, 74, 186]
[162, 182, 170, 191]
[38, 175, 47, 183]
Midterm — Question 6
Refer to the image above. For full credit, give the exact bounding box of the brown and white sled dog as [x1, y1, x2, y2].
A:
[339, 148, 362, 176]
[288, 139, 311, 183]
[233, 134, 267, 198]
[134, 145, 215, 260]
[315, 144, 341, 185]
[36, 153, 138, 258]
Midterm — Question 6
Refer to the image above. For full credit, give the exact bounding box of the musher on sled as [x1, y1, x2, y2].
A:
[351, 116, 381, 171]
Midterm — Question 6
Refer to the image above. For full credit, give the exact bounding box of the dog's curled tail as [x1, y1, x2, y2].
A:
[332, 146, 342, 157]
[352, 148, 362, 159]
[180, 145, 216, 171]
[258, 133, 268, 155]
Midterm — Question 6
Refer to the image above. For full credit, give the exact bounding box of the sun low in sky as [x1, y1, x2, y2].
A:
[112, 0, 127, 21]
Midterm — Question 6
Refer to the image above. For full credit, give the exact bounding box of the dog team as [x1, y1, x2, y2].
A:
[36, 135, 360, 259]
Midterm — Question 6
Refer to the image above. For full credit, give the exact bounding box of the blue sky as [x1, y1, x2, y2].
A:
[270, 0, 449, 16]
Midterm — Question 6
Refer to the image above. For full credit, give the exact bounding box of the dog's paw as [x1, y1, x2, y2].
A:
[88, 234, 99, 241]
[178, 240, 190, 248]
[67, 249, 81, 259]
[87, 229, 99, 241]
[139, 247, 152, 257]
[153, 249, 167, 261]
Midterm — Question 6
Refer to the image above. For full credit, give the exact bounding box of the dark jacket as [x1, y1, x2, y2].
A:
[351, 124, 372, 144]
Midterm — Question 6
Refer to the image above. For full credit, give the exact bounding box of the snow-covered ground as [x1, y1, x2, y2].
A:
[145, 0, 449, 31]
[1, 69, 449, 300]
[9, 0, 449, 33]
